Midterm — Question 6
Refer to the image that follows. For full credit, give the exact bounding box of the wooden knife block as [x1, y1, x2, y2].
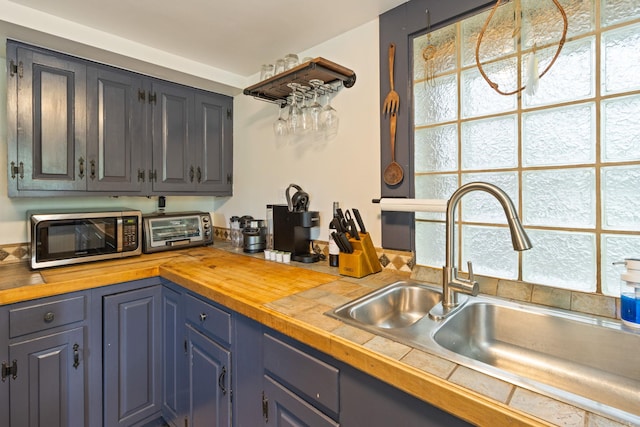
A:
[338, 233, 382, 278]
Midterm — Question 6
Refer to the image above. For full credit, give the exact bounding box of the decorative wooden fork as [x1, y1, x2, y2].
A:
[382, 43, 400, 116]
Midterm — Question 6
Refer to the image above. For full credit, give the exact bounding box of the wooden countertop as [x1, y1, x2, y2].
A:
[0, 247, 619, 426]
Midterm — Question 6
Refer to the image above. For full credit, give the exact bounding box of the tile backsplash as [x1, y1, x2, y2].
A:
[0, 243, 29, 264]
[3, 230, 620, 320]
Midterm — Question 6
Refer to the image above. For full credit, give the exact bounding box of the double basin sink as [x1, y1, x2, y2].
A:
[327, 281, 640, 423]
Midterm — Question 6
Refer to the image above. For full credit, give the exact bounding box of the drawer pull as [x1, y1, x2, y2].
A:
[43, 312, 55, 323]
[199, 313, 207, 322]
[73, 343, 80, 369]
[218, 366, 227, 395]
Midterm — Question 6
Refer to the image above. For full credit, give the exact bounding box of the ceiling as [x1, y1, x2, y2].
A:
[5, 0, 407, 78]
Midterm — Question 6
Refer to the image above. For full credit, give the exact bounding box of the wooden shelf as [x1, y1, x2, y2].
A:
[243, 57, 356, 104]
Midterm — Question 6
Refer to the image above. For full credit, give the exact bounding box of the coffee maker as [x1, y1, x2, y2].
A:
[272, 184, 320, 263]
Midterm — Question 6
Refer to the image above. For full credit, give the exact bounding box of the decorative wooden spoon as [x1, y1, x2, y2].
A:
[383, 112, 404, 186]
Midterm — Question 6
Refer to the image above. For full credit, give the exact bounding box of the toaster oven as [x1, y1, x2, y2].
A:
[142, 211, 213, 253]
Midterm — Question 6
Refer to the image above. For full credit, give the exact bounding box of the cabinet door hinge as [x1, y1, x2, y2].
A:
[137, 169, 146, 182]
[149, 169, 158, 182]
[226, 173, 232, 185]
[10, 161, 24, 180]
[1, 360, 17, 382]
[9, 60, 23, 78]
[138, 89, 146, 102]
[148, 92, 157, 104]
[262, 391, 268, 422]
[226, 109, 232, 120]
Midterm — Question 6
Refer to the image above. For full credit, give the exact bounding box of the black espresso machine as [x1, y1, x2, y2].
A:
[272, 184, 320, 263]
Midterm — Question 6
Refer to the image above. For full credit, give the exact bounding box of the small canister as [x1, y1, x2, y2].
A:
[230, 216, 241, 248]
[620, 258, 640, 328]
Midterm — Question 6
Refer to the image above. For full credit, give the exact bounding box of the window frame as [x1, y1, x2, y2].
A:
[379, 0, 494, 251]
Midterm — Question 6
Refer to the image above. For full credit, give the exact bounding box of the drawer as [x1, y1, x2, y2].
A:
[264, 333, 339, 416]
[184, 293, 231, 345]
[9, 294, 86, 338]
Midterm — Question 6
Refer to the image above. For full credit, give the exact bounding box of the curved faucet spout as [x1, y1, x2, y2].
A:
[430, 182, 532, 320]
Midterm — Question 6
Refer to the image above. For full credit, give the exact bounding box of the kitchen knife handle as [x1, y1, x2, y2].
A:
[331, 232, 346, 253]
[348, 218, 361, 240]
[352, 208, 367, 234]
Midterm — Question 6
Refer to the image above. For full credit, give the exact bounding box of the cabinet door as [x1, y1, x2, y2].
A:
[103, 286, 162, 427]
[12, 46, 87, 191]
[9, 327, 86, 427]
[162, 286, 185, 426]
[186, 325, 231, 427]
[86, 66, 145, 192]
[150, 80, 194, 192]
[263, 376, 339, 427]
[193, 92, 233, 194]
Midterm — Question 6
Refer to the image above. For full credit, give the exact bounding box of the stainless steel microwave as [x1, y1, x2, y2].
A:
[28, 208, 142, 269]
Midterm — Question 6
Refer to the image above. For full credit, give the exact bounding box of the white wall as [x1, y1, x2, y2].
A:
[0, 19, 383, 247]
[215, 20, 382, 245]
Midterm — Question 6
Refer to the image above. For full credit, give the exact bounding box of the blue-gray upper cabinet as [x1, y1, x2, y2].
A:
[103, 285, 162, 427]
[0, 292, 89, 427]
[6, 40, 233, 197]
[86, 65, 146, 193]
[150, 80, 233, 195]
[6, 41, 87, 194]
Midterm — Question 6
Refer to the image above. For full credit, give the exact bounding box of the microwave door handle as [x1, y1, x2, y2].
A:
[117, 217, 123, 252]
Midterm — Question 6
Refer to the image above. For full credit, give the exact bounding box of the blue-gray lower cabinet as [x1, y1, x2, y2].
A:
[0, 292, 89, 427]
[186, 324, 231, 426]
[162, 284, 185, 426]
[261, 331, 472, 427]
[103, 284, 162, 427]
[184, 292, 233, 427]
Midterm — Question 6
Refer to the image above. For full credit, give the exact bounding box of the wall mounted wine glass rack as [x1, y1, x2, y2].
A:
[243, 57, 356, 106]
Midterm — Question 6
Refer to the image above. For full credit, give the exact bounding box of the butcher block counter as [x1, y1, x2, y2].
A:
[0, 246, 623, 427]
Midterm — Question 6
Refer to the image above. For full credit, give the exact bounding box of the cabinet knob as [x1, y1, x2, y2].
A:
[199, 313, 207, 322]
[43, 312, 55, 323]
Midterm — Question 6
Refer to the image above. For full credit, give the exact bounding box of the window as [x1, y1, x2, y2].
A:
[412, 0, 640, 296]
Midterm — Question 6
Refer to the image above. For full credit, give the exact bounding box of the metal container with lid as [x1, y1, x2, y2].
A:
[242, 219, 267, 253]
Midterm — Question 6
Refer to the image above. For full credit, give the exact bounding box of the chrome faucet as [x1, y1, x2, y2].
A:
[429, 182, 533, 320]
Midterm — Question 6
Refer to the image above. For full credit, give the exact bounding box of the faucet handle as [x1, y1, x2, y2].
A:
[467, 261, 475, 281]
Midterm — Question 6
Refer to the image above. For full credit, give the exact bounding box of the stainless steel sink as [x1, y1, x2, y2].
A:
[331, 281, 442, 329]
[327, 282, 640, 424]
[433, 301, 640, 418]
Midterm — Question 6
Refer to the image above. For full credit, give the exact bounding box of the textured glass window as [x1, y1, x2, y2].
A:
[522, 37, 595, 108]
[462, 116, 518, 170]
[461, 172, 518, 224]
[414, 74, 457, 126]
[461, 60, 518, 117]
[462, 225, 519, 279]
[601, 94, 640, 162]
[412, 0, 640, 296]
[413, 24, 457, 80]
[415, 125, 458, 172]
[602, 165, 640, 230]
[522, 230, 596, 291]
[602, 234, 640, 296]
[602, 0, 640, 27]
[523, 168, 596, 228]
[523, 103, 595, 166]
[601, 23, 640, 94]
